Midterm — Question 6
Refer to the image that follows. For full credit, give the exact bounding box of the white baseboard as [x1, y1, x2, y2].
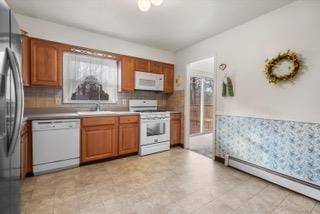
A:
[228, 157, 320, 201]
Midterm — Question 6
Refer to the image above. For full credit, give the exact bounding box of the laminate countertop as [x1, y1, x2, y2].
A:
[24, 111, 140, 121]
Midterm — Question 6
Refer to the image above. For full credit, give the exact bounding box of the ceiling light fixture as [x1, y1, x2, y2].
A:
[151, 0, 163, 6]
[138, 0, 151, 12]
[138, 0, 163, 12]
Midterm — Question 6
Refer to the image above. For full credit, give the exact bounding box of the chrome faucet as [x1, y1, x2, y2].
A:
[95, 103, 101, 112]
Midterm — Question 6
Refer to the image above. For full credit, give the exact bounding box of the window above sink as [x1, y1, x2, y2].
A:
[63, 52, 119, 104]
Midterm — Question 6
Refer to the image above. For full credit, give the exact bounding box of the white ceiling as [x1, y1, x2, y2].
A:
[7, 0, 294, 52]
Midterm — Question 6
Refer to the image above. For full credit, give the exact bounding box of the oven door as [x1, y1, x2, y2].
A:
[140, 118, 170, 146]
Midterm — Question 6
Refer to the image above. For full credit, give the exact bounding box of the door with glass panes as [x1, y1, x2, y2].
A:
[189, 76, 214, 135]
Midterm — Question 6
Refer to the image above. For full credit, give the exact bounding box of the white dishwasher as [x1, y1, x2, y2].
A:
[32, 119, 80, 175]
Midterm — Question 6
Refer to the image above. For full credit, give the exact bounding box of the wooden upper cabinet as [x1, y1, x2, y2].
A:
[162, 63, 174, 93]
[135, 58, 149, 72]
[149, 61, 163, 74]
[30, 38, 62, 87]
[121, 56, 135, 92]
[21, 35, 30, 86]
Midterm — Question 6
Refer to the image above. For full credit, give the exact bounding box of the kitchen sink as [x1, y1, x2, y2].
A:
[77, 111, 114, 116]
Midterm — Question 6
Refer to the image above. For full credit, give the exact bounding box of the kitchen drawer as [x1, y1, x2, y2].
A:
[170, 113, 181, 120]
[82, 117, 118, 127]
[119, 115, 139, 124]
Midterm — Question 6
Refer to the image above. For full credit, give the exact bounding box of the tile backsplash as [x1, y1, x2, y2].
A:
[24, 87, 186, 145]
[24, 87, 168, 109]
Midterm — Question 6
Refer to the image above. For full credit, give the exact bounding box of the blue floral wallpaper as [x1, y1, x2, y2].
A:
[216, 115, 320, 184]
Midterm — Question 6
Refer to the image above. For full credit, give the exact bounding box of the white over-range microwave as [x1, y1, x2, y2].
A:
[135, 71, 164, 91]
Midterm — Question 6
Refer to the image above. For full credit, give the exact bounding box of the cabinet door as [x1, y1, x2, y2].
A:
[21, 35, 30, 86]
[121, 56, 135, 92]
[135, 58, 149, 72]
[30, 39, 62, 87]
[20, 133, 28, 178]
[170, 119, 181, 145]
[163, 63, 174, 93]
[119, 123, 139, 155]
[81, 125, 118, 163]
[149, 61, 162, 74]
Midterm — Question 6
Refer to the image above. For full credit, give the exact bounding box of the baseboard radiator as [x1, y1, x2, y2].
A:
[224, 155, 320, 201]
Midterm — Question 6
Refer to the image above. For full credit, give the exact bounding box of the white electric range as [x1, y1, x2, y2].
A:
[129, 100, 170, 156]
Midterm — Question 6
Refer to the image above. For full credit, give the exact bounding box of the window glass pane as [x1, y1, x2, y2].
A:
[190, 77, 201, 135]
[203, 78, 214, 134]
[63, 52, 118, 103]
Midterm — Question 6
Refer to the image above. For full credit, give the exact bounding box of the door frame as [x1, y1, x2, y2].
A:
[184, 57, 217, 160]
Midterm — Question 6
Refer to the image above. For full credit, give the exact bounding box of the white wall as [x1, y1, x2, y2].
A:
[15, 14, 175, 63]
[175, 0, 320, 124]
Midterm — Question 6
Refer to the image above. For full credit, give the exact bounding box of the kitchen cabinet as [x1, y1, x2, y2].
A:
[21, 35, 30, 86]
[170, 113, 181, 146]
[81, 117, 118, 163]
[118, 116, 139, 155]
[30, 38, 62, 87]
[135, 58, 149, 72]
[121, 56, 135, 92]
[149, 61, 163, 74]
[21, 121, 31, 178]
[163, 63, 174, 93]
[26, 37, 174, 92]
[81, 115, 140, 163]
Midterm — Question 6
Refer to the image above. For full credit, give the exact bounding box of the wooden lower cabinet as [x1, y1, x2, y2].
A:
[170, 113, 181, 146]
[21, 121, 32, 178]
[81, 124, 118, 163]
[21, 132, 28, 178]
[119, 123, 139, 155]
[81, 115, 139, 163]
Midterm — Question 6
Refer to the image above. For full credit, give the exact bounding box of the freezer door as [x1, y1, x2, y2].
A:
[0, 1, 22, 213]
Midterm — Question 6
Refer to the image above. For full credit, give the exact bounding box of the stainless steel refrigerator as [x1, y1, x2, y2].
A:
[0, 0, 24, 213]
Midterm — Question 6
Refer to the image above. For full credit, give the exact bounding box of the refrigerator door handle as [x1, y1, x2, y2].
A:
[6, 48, 24, 156]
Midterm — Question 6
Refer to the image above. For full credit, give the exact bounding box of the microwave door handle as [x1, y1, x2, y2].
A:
[6, 48, 24, 156]
[156, 77, 160, 90]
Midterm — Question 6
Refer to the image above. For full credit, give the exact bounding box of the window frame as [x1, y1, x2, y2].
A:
[62, 51, 120, 104]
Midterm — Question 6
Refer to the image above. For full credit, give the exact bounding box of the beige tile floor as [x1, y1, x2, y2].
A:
[22, 148, 319, 214]
[189, 134, 213, 158]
